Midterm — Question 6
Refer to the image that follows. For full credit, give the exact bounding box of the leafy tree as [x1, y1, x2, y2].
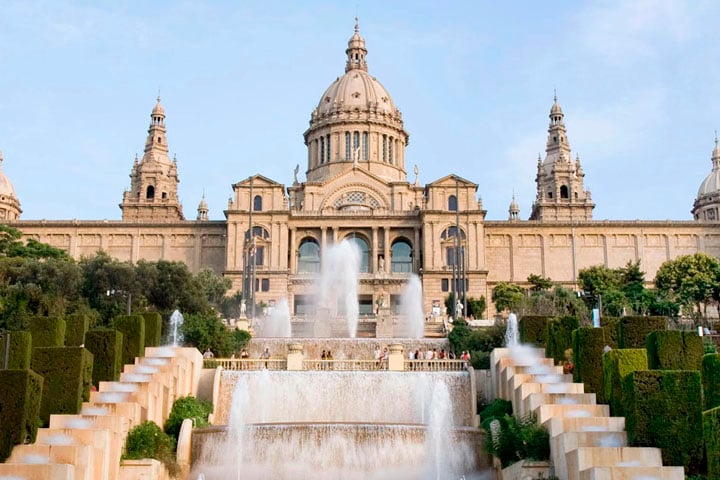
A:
[527, 274, 553, 292]
[219, 291, 243, 319]
[195, 268, 232, 307]
[80, 252, 138, 325]
[492, 282, 525, 313]
[145, 261, 209, 315]
[519, 285, 589, 323]
[578, 265, 622, 296]
[655, 253, 720, 321]
[467, 296, 486, 318]
[164, 396, 212, 442]
[0, 224, 70, 260]
[180, 313, 251, 357]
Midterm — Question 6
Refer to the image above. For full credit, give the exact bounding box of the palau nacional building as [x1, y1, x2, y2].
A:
[2, 22, 720, 318]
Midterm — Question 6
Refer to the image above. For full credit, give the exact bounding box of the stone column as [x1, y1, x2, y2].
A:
[413, 227, 420, 272]
[383, 227, 391, 271]
[286, 343, 304, 371]
[372, 227, 378, 273]
[289, 227, 297, 272]
[388, 343, 405, 371]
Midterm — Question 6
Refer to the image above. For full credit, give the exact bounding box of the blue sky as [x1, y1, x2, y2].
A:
[1, 0, 719, 221]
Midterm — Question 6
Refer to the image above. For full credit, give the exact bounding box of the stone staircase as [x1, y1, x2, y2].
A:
[490, 346, 685, 480]
[0, 347, 203, 480]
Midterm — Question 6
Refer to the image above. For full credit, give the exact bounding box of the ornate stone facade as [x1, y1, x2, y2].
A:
[5, 21, 720, 318]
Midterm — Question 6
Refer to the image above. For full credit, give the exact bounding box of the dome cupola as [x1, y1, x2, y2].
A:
[692, 135, 720, 221]
[303, 19, 410, 183]
[0, 149, 22, 221]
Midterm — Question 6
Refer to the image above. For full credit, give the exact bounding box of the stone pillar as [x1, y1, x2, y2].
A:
[388, 343, 404, 371]
[372, 227, 378, 273]
[286, 342, 304, 371]
[289, 227, 297, 272]
[383, 227, 391, 270]
[413, 227, 420, 272]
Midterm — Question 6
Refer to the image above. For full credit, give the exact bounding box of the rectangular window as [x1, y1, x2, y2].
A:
[320, 137, 325, 164]
[441, 278, 449, 292]
[389, 137, 394, 164]
[326, 135, 331, 162]
[253, 246, 264, 266]
[446, 247, 460, 266]
[261, 278, 270, 292]
[345, 132, 351, 160]
[382, 135, 387, 162]
[362, 132, 368, 160]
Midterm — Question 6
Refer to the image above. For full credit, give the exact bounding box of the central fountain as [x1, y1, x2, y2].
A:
[190, 240, 489, 478]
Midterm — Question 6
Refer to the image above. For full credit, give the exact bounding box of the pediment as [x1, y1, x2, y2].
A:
[233, 174, 284, 189]
[426, 174, 477, 188]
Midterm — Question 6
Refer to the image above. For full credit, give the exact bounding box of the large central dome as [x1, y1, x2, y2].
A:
[303, 19, 409, 183]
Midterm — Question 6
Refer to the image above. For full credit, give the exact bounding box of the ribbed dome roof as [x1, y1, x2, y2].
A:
[316, 70, 397, 116]
[0, 151, 17, 197]
[697, 139, 720, 197]
[152, 96, 165, 116]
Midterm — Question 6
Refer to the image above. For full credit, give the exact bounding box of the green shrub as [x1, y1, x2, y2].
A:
[602, 349, 647, 417]
[479, 398, 513, 430]
[0, 330, 32, 369]
[546, 316, 579, 363]
[485, 414, 550, 468]
[600, 316, 621, 347]
[113, 315, 145, 365]
[702, 354, 720, 410]
[618, 316, 665, 348]
[519, 316, 551, 346]
[572, 327, 610, 402]
[0, 369, 43, 461]
[164, 396, 213, 441]
[622, 370, 703, 473]
[647, 330, 703, 370]
[85, 329, 124, 386]
[704, 406, 720, 480]
[64, 314, 90, 347]
[124, 421, 179, 477]
[141, 312, 162, 348]
[31, 347, 94, 426]
[29, 316, 66, 348]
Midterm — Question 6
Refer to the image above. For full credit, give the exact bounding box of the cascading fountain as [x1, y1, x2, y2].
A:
[169, 309, 184, 346]
[505, 312, 518, 348]
[255, 298, 292, 337]
[315, 240, 360, 338]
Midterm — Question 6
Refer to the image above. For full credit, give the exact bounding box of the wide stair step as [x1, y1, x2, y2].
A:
[579, 465, 685, 480]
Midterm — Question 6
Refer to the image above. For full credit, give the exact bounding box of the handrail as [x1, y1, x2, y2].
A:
[203, 358, 287, 370]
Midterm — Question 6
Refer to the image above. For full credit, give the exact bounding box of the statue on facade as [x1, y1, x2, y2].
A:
[378, 256, 385, 273]
[293, 164, 300, 184]
[240, 299, 247, 318]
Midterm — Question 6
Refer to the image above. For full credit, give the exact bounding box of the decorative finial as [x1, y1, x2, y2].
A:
[354, 16, 359, 33]
[553, 88, 557, 103]
[715, 130, 718, 147]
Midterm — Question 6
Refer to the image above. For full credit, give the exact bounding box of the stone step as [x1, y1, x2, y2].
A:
[544, 416, 626, 438]
[537, 404, 609, 424]
[566, 447, 663, 480]
[551, 431, 627, 480]
[579, 465, 685, 480]
[508, 371, 570, 395]
[35, 427, 112, 480]
[7, 444, 93, 480]
[0, 463, 75, 480]
[515, 382, 585, 415]
[523, 392, 597, 416]
[81, 401, 144, 426]
[499, 357, 556, 400]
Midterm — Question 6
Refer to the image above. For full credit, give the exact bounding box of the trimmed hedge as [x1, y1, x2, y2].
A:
[572, 327, 611, 403]
[64, 314, 90, 347]
[0, 331, 32, 369]
[29, 316, 66, 348]
[0, 369, 43, 462]
[113, 315, 145, 366]
[31, 347, 94, 426]
[647, 330, 703, 371]
[622, 370, 703, 473]
[85, 329, 124, 386]
[600, 316, 621, 347]
[141, 312, 162, 348]
[602, 349, 647, 417]
[702, 353, 720, 410]
[705, 406, 720, 480]
[519, 316, 552, 346]
[618, 316, 665, 348]
[546, 316, 579, 363]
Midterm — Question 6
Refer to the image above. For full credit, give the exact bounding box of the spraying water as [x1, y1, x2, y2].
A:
[505, 312, 519, 348]
[397, 274, 425, 338]
[256, 298, 292, 337]
[316, 241, 360, 338]
[169, 310, 184, 346]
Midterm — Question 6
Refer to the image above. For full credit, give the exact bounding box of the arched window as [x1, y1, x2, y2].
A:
[320, 137, 325, 164]
[353, 131, 360, 155]
[146, 185, 155, 199]
[448, 195, 457, 211]
[345, 132, 351, 160]
[388, 137, 394, 164]
[391, 239, 413, 273]
[326, 134, 331, 162]
[253, 195, 263, 211]
[560, 185, 569, 199]
[298, 238, 321, 273]
[440, 226, 466, 240]
[382, 135, 387, 162]
[348, 236, 370, 273]
[362, 132, 368, 160]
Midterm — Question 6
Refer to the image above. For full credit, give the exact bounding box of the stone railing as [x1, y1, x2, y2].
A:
[404, 359, 467, 371]
[303, 359, 385, 371]
[203, 358, 287, 370]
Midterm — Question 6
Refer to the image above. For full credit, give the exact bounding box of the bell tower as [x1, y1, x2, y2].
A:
[530, 95, 594, 221]
[120, 97, 184, 222]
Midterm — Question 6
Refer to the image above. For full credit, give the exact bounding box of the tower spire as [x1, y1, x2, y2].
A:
[345, 17, 368, 72]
